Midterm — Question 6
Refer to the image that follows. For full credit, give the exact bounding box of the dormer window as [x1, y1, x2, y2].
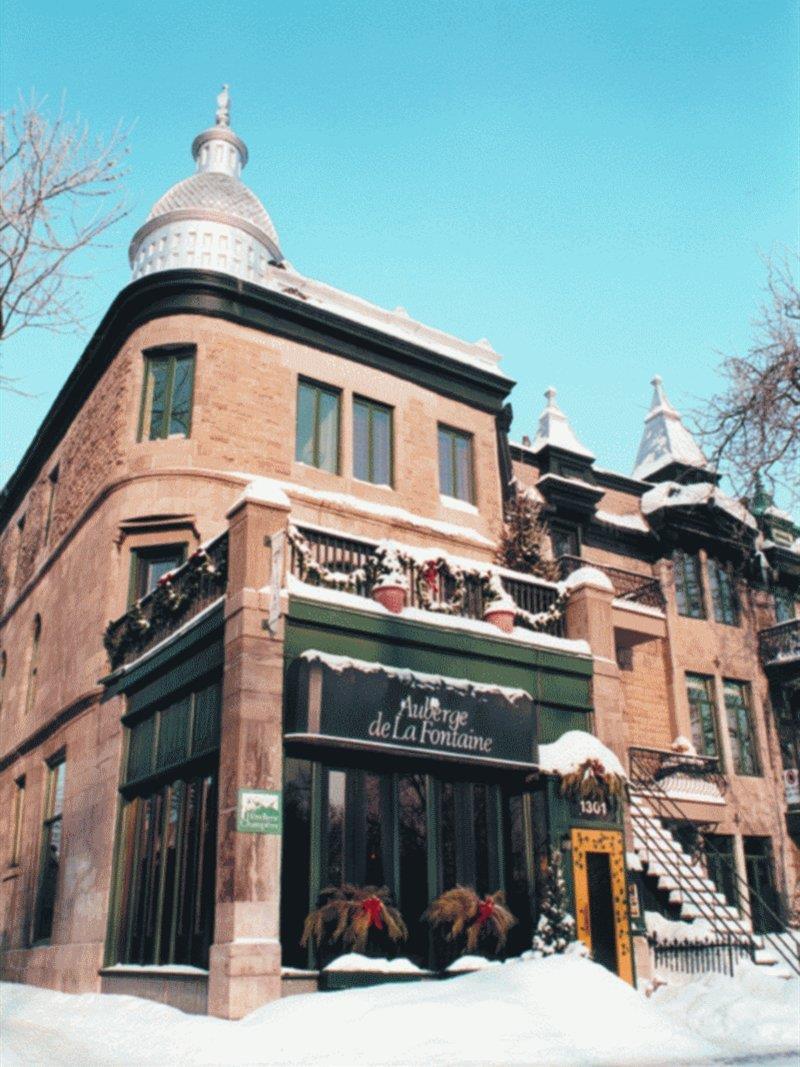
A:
[138, 347, 196, 441]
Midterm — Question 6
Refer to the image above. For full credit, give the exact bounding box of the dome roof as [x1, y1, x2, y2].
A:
[146, 171, 280, 249]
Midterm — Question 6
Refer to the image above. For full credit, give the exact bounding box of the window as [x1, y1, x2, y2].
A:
[673, 549, 705, 618]
[33, 757, 66, 943]
[438, 425, 475, 504]
[686, 673, 718, 758]
[722, 680, 760, 776]
[295, 380, 340, 473]
[552, 524, 580, 560]
[129, 543, 187, 605]
[707, 558, 739, 626]
[0, 650, 6, 716]
[15, 513, 26, 582]
[10, 775, 25, 867]
[703, 833, 737, 907]
[110, 678, 221, 968]
[43, 465, 59, 548]
[138, 349, 195, 441]
[744, 838, 782, 934]
[774, 588, 797, 624]
[25, 614, 41, 717]
[353, 397, 392, 486]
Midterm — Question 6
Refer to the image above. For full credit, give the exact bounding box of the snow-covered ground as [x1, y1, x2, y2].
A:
[3, 950, 798, 1066]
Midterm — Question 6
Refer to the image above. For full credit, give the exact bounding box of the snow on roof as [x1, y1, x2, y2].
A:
[632, 376, 709, 481]
[529, 388, 595, 459]
[537, 730, 626, 778]
[594, 508, 650, 534]
[641, 481, 757, 530]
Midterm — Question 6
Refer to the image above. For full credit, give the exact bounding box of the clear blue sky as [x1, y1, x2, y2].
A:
[1, 0, 797, 493]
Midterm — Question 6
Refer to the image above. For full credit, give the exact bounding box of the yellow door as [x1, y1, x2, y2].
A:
[571, 828, 634, 985]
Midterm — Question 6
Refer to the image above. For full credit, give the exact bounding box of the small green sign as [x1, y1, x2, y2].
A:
[236, 788, 282, 835]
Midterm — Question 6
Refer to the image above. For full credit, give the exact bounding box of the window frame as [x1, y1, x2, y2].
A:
[685, 672, 720, 759]
[137, 346, 196, 442]
[43, 465, 60, 548]
[25, 614, 42, 717]
[673, 549, 706, 619]
[10, 774, 25, 868]
[352, 395, 394, 486]
[32, 755, 66, 945]
[437, 424, 476, 505]
[722, 678, 760, 777]
[707, 557, 740, 626]
[128, 542, 188, 606]
[295, 378, 342, 474]
[773, 587, 797, 624]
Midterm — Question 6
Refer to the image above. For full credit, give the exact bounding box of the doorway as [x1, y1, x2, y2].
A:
[571, 828, 633, 984]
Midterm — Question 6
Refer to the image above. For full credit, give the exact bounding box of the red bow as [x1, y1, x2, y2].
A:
[423, 561, 439, 594]
[475, 897, 495, 927]
[361, 896, 384, 930]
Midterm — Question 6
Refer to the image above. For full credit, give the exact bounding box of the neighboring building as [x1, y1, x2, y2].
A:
[0, 92, 797, 1018]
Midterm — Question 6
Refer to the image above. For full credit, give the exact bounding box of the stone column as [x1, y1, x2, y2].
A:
[207, 482, 291, 1019]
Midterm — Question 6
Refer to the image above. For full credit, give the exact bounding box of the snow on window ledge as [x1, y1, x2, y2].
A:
[440, 494, 479, 514]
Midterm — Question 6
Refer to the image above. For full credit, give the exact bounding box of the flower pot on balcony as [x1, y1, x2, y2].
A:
[483, 600, 516, 633]
[373, 584, 407, 614]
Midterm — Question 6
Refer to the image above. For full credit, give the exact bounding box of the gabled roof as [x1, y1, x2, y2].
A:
[633, 376, 709, 482]
[530, 388, 594, 459]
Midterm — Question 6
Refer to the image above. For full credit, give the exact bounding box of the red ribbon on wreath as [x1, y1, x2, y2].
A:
[361, 896, 384, 930]
[423, 560, 439, 596]
[475, 896, 495, 927]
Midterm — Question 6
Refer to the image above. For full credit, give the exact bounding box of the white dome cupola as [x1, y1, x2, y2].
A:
[129, 86, 284, 284]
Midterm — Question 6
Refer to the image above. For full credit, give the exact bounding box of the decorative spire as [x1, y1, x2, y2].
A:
[530, 387, 594, 459]
[215, 84, 231, 127]
[632, 375, 709, 482]
[191, 85, 248, 178]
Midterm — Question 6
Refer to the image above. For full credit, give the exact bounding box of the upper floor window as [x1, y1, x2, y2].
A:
[33, 756, 66, 944]
[673, 549, 705, 619]
[296, 380, 340, 474]
[707, 558, 739, 626]
[353, 397, 392, 486]
[686, 673, 718, 758]
[43, 465, 60, 548]
[10, 775, 25, 867]
[138, 348, 195, 441]
[438, 425, 475, 504]
[25, 614, 41, 717]
[722, 680, 760, 776]
[552, 523, 580, 560]
[774, 587, 797, 624]
[129, 543, 187, 605]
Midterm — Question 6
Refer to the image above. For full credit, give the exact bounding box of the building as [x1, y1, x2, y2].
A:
[1, 91, 797, 1018]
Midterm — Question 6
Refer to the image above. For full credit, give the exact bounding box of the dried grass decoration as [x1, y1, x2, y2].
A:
[423, 886, 517, 956]
[560, 757, 625, 803]
[301, 884, 408, 956]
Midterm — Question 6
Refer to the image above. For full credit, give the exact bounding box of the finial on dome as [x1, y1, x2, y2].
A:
[215, 84, 231, 127]
[545, 386, 557, 406]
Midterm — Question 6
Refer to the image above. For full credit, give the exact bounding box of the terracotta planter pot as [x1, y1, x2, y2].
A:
[483, 606, 515, 633]
[372, 585, 406, 614]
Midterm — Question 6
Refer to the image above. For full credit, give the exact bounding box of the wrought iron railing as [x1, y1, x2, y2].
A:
[629, 746, 726, 795]
[289, 523, 565, 636]
[104, 534, 228, 670]
[758, 618, 800, 666]
[558, 555, 666, 610]
[648, 933, 754, 977]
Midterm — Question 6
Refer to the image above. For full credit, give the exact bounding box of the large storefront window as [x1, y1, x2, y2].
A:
[109, 677, 221, 968]
[281, 754, 539, 969]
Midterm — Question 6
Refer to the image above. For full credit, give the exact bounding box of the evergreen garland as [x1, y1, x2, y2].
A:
[497, 485, 560, 581]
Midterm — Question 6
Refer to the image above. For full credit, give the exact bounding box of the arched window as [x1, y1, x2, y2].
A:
[25, 615, 41, 716]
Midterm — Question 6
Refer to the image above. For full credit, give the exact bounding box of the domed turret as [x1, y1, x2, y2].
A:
[129, 86, 283, 283]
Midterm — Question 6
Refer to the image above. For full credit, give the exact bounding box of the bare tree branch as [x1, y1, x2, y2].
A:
[0, 92, 130, 351]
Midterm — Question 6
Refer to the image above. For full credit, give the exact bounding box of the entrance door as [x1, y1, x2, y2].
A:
[571, 828, 633, 984]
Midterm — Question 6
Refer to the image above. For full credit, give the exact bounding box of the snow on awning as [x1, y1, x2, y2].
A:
[537, 730, 626, 779]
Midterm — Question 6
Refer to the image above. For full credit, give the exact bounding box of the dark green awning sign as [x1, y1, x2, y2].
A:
[236, 788, 282, 834]
[287, 650, 537, 770]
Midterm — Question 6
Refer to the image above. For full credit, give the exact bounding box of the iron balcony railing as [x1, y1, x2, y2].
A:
[558, 555, 666, 610]
[629, 746, 727, 795]
[647, 933, 754, 978]
[289, 523, 566, 637]
[104, 533, 228, 670]
[758, 618, 800, 667]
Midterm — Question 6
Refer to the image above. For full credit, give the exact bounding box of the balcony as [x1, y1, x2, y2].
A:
[104, 533, 228, 670]
[559, 555, 666, 610]
[629, 745, 726, 800]
[758, 618, 800, 667]
[288, 523, 566, 637]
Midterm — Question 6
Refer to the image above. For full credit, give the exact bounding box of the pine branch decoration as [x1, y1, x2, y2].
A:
[424, 886, 517, 956]
[301, 884, 408, 955]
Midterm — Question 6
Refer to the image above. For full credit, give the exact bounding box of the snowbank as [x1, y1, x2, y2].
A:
[6, 951, 782, 1066]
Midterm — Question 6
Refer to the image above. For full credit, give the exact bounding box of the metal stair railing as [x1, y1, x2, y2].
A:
[629, 750, 800, 976]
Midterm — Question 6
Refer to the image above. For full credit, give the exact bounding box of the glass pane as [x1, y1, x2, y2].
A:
[168, 356, 194, 437]
[316, 390, 340, 473]
[281, 759, 313, 967]
[159, 783, 184, 961]
[454, 434, 473, 502]
[34, 817, 61, 941]
[295, 383, 316, 465]
[364, 773, 384, 886]
[147, 358, 169, 440]
[192, 680, 222, 755]
[473, 783, 490, 894]
[439, 780, 456, 892]
[687, 675, 717, 757]
[327, 769, 346, 886]
[398, 774, 428, 965]
[156, 698, 191, 772]
[353, 400, 370, 482]
[51, 761, 66, 817]
[438, 429, 454, 497]
[371, 406, 392, 485]
[127, 716, 156, 783]
[724, 681, 758, 775]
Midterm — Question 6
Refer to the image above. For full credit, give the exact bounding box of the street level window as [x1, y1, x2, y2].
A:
[32, 757, 66, 943]
[722, 680, 760, 776]
[109, 678, 221, 968]
[686, 673, 719, 758]
[744, 838, 781, 934]
[673, 549, 705, 619]
[707, 558, 739, 626]
[703, 833, 737, 907]
[438, 425, 475, 504]
[129, 543, 187, 605]
[296, 380, 341, 474]
[138, 348, 195, 441]
[353, 397, 392, 486]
